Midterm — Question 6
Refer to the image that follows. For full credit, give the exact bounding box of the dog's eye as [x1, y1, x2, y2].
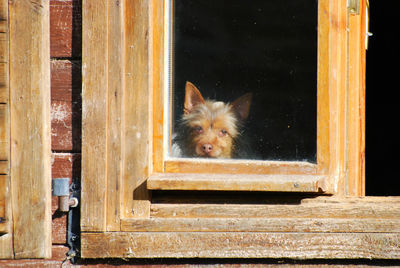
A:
[219, 129, 228, 137]
[194, 126, 203, 133]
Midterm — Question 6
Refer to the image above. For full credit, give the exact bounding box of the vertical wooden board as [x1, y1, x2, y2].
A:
[0, 62, 8, 103]
[347, 0, 366, 196]
[328, 0, 348, 195]
[151, 0, 165, 173]
[0, 175, 5, 218]
[106, 0, 124, 231]
[0, 104, 8, 160]
[316, 0, 330, 175]
[0, 38, 7, 63]
[122, 0, 151, 218]
[0, 234, 13, 259]
[0, 0, 7, 20]
[81, 0, 108, 232]
[9, 0, 52, 259]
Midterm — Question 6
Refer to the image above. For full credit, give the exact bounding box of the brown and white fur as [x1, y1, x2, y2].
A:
[172, 81, 252, 158]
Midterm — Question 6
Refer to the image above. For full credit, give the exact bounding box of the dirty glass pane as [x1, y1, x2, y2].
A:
[171, 0, 317, 162]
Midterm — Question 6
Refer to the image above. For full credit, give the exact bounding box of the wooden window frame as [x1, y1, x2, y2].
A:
[148, 0, 362, 194]
[81, 0, 400, 260]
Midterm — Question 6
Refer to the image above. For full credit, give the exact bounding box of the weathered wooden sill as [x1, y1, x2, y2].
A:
[81, 197, 400, 259]
[147, 173, 327, 192]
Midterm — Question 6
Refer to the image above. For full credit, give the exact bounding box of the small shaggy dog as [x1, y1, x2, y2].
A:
[172, 81, 252, 158]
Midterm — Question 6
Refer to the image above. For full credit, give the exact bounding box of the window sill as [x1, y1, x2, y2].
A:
[147, 173, 327, 192]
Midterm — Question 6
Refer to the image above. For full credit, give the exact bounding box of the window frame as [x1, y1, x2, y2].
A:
[79, 0, 397, 260]
[148, 0, 356, 194]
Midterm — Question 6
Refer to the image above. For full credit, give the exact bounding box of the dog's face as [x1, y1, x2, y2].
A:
[182, 82, 251, 158]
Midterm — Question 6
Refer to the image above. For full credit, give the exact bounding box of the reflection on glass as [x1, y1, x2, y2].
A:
[171, 0, 317, 162]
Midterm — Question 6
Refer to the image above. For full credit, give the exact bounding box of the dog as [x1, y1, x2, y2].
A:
[171, 81, 252, 158]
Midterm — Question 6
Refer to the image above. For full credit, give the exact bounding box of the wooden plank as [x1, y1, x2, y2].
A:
[81, 232, 400, 259]
[81, 0, 108, 232]
[0, 62, 8, 103]
[150, 203, 400, 219]
[165, 159, 318, 175]
[347, 0, 366, 196]
[106, 0, 124, 231]
[148, 173, 326, 192]
[0, 20, 5, 34]
[328, 0, 348, 195]
[122, 0, 151, 218]
[9, 0, 52, 258]
[121, 217, 400, 233]
[0, 161, 7, 175]
[0, 104, 8, 160]
[0, 175, 5, 219]
[0, 245, 69, 264]
[151, 0, 165, 173]
[50, 0, 81, 58]
[0, 234, 13, 259]
[0, 0, 7, 20]
[316, 0, 330, 175]
[301, 196, 400, 204]
[0, 38, 8, 63]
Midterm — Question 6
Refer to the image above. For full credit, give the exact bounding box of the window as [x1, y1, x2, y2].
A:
[171, 0, 318, 162]
[149, 0, 342, 194]
[80, 0, 400, 260]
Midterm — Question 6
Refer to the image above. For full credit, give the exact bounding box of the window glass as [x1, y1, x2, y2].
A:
[171, 0, 317, 162]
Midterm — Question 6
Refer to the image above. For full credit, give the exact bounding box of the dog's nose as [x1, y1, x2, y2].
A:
[202, 144, 213, 153]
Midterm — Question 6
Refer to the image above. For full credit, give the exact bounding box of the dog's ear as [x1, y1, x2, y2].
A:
[184, 81, 205, 114]
[231, 93, 252, 120]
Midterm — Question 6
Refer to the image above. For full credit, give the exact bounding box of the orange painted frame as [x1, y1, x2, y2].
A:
[149, 0, 366, 195]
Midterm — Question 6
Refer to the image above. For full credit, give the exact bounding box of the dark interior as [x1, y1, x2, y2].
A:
[172, 0, 317, 162]
[365, 1, 399, 196]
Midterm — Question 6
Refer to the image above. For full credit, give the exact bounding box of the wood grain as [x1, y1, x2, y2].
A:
[348, 0, 366, 196]
[106, 0, 124, 231]
[82, 232, 400, 259]
[150, 202, 400, 219]
[164, 159, 318, 175]
[122, 0, 151, 218]
[148, 173, 325, 192]
[151, 0, 165, 173]
[9, 0, 52, 258]
[328, 0, 348, 195]
[121, 217, 400, 233]
[0, 104, 8, 160]
[0, 62, 8, 103]
[0, 0, 10, 257]
[0, 175, 5, 219]
[81, 0, 108, 232]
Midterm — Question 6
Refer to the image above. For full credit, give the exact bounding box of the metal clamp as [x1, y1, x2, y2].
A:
[52, 178, 79, 212]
